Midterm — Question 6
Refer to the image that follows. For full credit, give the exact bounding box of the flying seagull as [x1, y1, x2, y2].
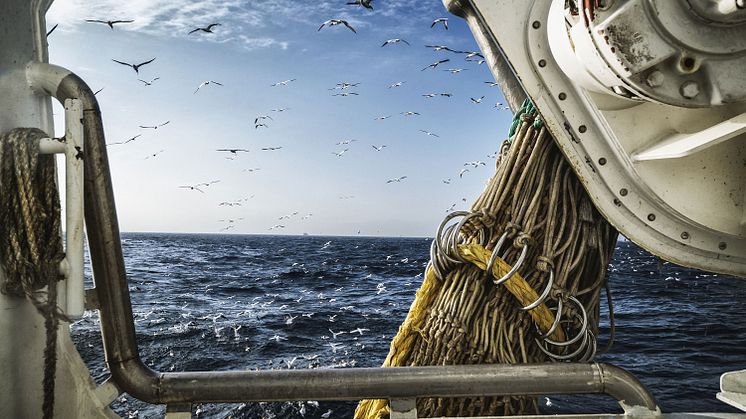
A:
[189, 23, 221, 34]
[194, 80, 223, 94]
[401, 111, 420, 116]
[93, 87, 105, 95]
[332, 92, 359, 97]
[272, 107, 290, 112]
[271, 79, 296, 87]
[381, 38, 410, 47]
[318, 19, 357, 33]
[333, 82, 360, 90]
[216, 148, 249, 154]
[419, 129, 439, 138]
[261, 146, 283, 151]
[112, 57, 156, 74]
[108, 134, 141, 146]
[459, 168, 470, 178]
[139, 121, 170, 129]
[254, 115, 273, 124]
[464, 160, 486, 168]
[388, 81, 405, 88]
[332, 148, 349, 157]
[386, 176, 407, 183]
[138, 77, 160, 86]
[371, 145, 387, 152]
[485, 81, 500, 87]
[46, 23, 59, 38]
[145, 149, 165, 160]
[425, 45, 461, 53]
[470, 96, 485, 104]
[347, 0, 373, 10]
[444, 68, 467, 74]
[374, 115, 392, 120]
[431, 18, 448, 30]
[336, 139, 356, 145]
[463, 51, 485, 59]
[86, 19, 134, 29]
[421, 59, 449, 71]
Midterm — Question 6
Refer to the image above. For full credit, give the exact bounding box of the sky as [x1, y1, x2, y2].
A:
[46, 0, 513, 237]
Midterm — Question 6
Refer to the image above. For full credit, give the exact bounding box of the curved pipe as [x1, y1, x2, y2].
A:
[26, 63, 660, 416]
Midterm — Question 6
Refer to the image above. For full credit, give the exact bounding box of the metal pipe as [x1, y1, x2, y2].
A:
[26, 62, 660, 416]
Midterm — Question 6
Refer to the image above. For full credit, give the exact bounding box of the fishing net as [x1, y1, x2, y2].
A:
[355, 101, 618, 418]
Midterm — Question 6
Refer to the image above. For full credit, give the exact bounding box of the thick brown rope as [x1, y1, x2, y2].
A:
[356, 103, 618, 418]
[0, 128, 66, 419]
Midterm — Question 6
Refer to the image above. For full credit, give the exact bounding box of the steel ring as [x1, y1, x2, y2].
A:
[544, 296, 588, 347]
[521, 269, 553, 311]
[483, 231, 509, 281]
[537, 297, 563, 340]
[449, 212, 483, 263]
[492, 243, 528, 286]
[434, 211, 470, 254]
[536, 326, 590, 361]
[578, 330, 597, 362]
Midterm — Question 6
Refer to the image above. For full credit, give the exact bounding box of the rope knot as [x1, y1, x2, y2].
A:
[504, 222, 521, 239]
[513, 232, 534, 249]
[478, 209, 497, 229]
[536, 256, 554, 273]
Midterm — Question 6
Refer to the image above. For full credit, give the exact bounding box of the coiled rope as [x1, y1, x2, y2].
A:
[356, 100, 618, 418]
[0, 128, 66, 419]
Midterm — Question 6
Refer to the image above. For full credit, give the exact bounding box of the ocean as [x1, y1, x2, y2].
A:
[71, 233, 746, 418]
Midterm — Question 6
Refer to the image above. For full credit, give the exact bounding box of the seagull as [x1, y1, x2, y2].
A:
[138, 77, 160, 86]
[189, 23, 221, 34]
[85, 19, 134, 30]
[462, 51, 485, 59]
[424, 45, 461, 53]
[446, 203, 456, 212]
[93, 87, 105, 95]
[269, 224, 286, 230]
[332, 92, 359, 97]
[459, 168, 470, 178]
[431, 18, 449, 29]
[422, 59, 450, 71]
[469, 58, 486, 65]
[285, 315, 298, 325]
[108, 134, 141, 146]
[374, 115, 392, 120]
[388, 81, 405, 88]
[272, 107, 290, 112]
[371, 145, 387, 152]
[347, 0, 373, 10]
[321, 409, 334, 419]
[381, 38, 410, 47]
[444, 68, 467, 74]
[419, 129, 439, 138]
[333, 82, 360, 90]
[318, 19, 357, 33]
[261, 146, 282, 151]
[485, 81, 500, 87]
[271, 79, 296, 87]
[112, 58, 156, 74]
[269, 334, 287, 343]
[336, 139, 356, 145]
[465, 160, 486, 168]
[442, 178, 451, 184]
[327, 342, 345, 353]
[332, 149, 349, 157]
[328, 328, 346, 339]
[254, 115, 273, 124]
[386, 176, 407, 183]
[422, 93, 437, 98]
[216, 148, 249, 154]
[139, 121, 170, 129]
[194, 80, 223, 94]
[243, 168, 261, 173]
[145, 149, 165, 160]
[440, 93, 453, 97]
[470, 96, 485, 104]
[46, 24, 59, 38]
[349, 327, 369, 335]
[493, 102, 504, 108]
[401, 111, 420, 116]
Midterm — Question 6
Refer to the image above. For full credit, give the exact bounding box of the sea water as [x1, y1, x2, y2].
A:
[71, 234, 746, 418]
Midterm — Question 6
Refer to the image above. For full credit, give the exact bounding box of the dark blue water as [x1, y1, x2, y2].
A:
[71, 234, 746, 418]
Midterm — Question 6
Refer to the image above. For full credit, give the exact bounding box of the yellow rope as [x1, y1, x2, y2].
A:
[354, 241, 565, 419]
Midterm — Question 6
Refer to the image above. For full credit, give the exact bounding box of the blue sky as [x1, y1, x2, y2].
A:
[46, 0, 513, 236]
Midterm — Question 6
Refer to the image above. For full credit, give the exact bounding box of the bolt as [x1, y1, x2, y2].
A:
[680, 81, 700, 99]
[680, 231, 689, 240]
[646, 70, 664, 88]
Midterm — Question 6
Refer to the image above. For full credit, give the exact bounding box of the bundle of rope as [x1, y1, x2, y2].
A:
[355, 101, 618, 418]
[0, 128, 66, 419]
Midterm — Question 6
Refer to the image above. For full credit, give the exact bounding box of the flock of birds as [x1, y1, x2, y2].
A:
[51, 0, 510, 234]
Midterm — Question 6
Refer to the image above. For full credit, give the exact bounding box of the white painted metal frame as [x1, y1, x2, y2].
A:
[37, 99, 85, 318]
[446, 0, 746, 277]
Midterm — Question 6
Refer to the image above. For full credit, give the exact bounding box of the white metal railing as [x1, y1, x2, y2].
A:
[38, 98, 85, 318]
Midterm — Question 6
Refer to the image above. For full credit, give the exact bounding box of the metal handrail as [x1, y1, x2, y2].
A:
[27, 62, 661, 416]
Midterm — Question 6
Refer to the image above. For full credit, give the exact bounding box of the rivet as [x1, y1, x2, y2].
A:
[532, 21, 541, 29]
[598, 157, 607, 166]
[558, 92, 567, 100]
[647, 213, 656, 222]
[613, 198, 621, 207]
[578, 125, 587, 133]
[619, 188, 628, 196]
[680, 231, 689, 240]
[538, 59, 547, 68]
[718, 242, 727, 250]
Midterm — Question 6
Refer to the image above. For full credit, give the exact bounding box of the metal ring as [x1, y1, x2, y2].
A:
[492, 243, 528, 286]
[535, 327, 590, 361]
[449, 212, 483, 263]
[521, 269, 553, 311]
[537, 297, 563, 340]
[544, 296, 588, 347]
[578, 330, 597, 362]
[482, 231, 509, 280]
[434, 211, 470, 256]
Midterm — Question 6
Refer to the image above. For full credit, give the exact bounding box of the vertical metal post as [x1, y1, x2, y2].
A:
[62, 98, 85, 317]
